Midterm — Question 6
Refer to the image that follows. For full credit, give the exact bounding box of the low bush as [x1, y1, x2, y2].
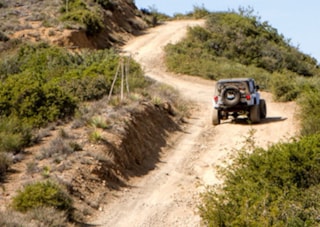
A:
[0, 74, 77, 127]
[60, 0, 104, 35]
[199, 133, 320, 226]
[270, 72, 300, 101]
[0, 152, 12, 181]
[0, 207, 68, 227]
[165, 42, 272, 89]
[89, 129, 104, 143]
[61, 9, 103, 35]
[189, 5, 210, 19]
[90, 115, 110, 129]
[0, 116, 32, 153]
[139, 4, 171, 26]
[12, 180, 73, 213]
[298, 81, 320, 135]
[38, 137, 74, 160]
[29, 206, 69, 226]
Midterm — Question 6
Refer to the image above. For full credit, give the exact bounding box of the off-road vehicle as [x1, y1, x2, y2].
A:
[212, 78, 266, 125]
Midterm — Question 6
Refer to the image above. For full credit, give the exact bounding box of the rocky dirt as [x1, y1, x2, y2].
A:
[88, 20, 300, 226]
[0, 0, 147, 49]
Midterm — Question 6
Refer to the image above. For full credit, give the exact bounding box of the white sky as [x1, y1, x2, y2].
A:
[135, 0, 320, 63]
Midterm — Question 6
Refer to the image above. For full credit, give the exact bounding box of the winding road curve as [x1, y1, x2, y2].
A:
[90, 20, 299, 227]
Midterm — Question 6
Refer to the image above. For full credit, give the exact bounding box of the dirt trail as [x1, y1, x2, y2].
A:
[90, 20, 299, 226]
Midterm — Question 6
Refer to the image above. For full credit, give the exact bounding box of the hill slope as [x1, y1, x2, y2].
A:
[0, 2, 310, 226]
[165, 12, 319, 80]
[0, 0, 147, 50]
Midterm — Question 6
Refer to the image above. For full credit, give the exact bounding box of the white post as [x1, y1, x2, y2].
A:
[125, 57, 130, 94]
[120, 58, 124, 101]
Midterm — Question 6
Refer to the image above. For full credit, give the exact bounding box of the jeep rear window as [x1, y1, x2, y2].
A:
[215, 81, 249, 94]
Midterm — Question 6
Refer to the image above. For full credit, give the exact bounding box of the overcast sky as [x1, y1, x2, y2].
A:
[135, 0, 320, 63]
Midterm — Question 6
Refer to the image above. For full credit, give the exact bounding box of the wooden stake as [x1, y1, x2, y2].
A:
[108, 61, 121, 102]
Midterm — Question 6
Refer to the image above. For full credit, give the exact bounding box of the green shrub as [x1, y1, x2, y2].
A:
[190, 5, 210, 19]
[0, 117, 32, 153]
[140, 5, 171, 26]
[0, 116, 31, 180]
[62, 9, 103, 35]
[270, 72, 300, 101]
[0, 152, 12, 181]
[62, 74, 110, 101]
[0, 74, 77, 127]
[12, 180, 73, 213]
[165, 41, 272, 88]
[0, 132, 25, 153]
[298, 85, 320, 136]
[60, 0, 104, 35]
[89, 129, 104, 143]
[15, 42, 78, 78]
[90, 116, 110, 129]
[0, 55, 21, 80]
[199, 133, 320, 226]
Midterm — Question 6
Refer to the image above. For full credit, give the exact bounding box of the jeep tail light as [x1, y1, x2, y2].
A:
[214, 96, 218, 103]
[246, 94, 251, 100]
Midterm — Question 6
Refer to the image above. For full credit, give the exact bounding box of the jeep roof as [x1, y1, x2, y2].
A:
[217, 78, 255, 83]
[215, 78, 257, 94]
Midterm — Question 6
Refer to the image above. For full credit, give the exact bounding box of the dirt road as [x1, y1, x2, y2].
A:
[90, 20, 299, 226]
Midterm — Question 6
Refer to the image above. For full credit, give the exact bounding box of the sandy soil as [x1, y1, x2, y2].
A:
[90, 20, 300, 227]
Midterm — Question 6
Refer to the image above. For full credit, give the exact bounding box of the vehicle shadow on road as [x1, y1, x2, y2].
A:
[261, 117, 287, 124]
[229, 116, 287, 125]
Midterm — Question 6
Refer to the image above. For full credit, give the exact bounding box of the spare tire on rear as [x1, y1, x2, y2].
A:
[221, 86, 240, 107]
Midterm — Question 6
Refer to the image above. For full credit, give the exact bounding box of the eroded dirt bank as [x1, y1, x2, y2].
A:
[70, 102, 183, 216]
[0, 99, 182, 221]
[89, 20, 300, 226]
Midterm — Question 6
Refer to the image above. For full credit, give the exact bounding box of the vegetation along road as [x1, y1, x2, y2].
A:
[90, 19, 299, 227]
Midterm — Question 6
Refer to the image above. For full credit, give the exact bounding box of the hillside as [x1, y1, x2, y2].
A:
[0, 0, 148, 50]
[0, 2, 319, 226]
[165, 11, 319, 79]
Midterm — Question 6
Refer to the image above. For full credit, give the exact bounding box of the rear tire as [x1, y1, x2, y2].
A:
[212, 109, 220, 125]
[259, 99, 267, 119]
[249, 104, 261, 123]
